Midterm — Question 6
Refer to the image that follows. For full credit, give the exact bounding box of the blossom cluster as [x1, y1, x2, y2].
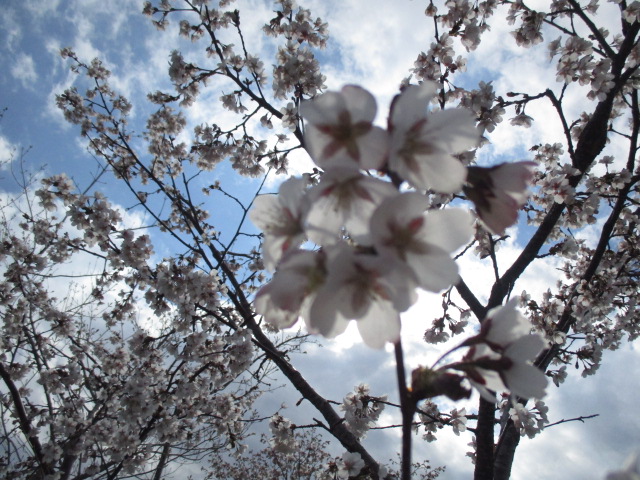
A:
[506, 400, 549, 439]
[251, 83, 478, 347]
[340, 384, 387, 438]
[268, 414, 298, 455]
[418, 402, 468, 443]
[250, 83, 547, 401]
[252, 83, 536, 350]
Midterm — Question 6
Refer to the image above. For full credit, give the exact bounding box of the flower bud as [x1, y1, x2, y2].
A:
[410, 366, 471, 402]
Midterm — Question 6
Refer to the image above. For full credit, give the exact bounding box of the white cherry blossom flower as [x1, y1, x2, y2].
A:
[305, 166, 397, 245]
[388, 82, 479, 193]
[300, 85, 388, 170]
[308, 245, 418, 348]
[254, 250, 326, 329]
[370, 192, 473, 292]
[507, 400, 548, 438]
[465, 161, 536, 235]
[450, 407, 468, 435]
[461, 299, 549, 400]
[338, 452, 365, 479]
[464, 336, 548, 400]
[250, 177, 309, 270]
[510, 112, 534, 127]
[269, 414, 297, 455]
[623, 1, 640, 23]
[500, 334, 549, 398]
[340, 384, 387, 438]
[280, 102, 299, 131]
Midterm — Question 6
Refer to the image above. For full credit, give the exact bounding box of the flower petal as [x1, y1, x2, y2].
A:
[505, 334, 548, 362]
[300, 85, 387, 169]
[357, 302, 401, 349]
[341, 85, 378, 123]
[420, 208, 474, 253]
[484, 298, 532, 347]
[390, 83, 438, 130]
[308, 289, 350, 338]
[503, 361, 548, 399]
[407, 251, 459, 292]
[422, 108, 479, 154]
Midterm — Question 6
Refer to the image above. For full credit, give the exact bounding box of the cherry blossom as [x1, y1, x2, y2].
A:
[338, 452, 365, 479]
[280, 102, 299, 131]
[478, 298, 536, 348]
[308, 245, 418, 348]
[510, 112, 534, 127]
[388, 82, 479, 192]
[465, 162, 536, 235]
[273, 41, 326, 99]
[340, 384, 387, 439]
[449, 407, 468, 435]
[249, 176, 310, 270]
[300, 85, 388, 170]
[459, 300, 549, 400]
[254, 249, 326, 329]
[370, 192, 473, 291]
[305, 166, 396, 245]
[506, 400, 549, 439]
[463, 337, 547, 400]
[623, 1, 640, 23]
[460, 81, 504, 135]
[417, 400, 443, 443]
[269, 414, 297, 455]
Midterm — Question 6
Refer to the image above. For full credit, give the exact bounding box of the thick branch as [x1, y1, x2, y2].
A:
[245, 313, 380, 478]
[474, 398, 496, 480]
[0, 362, 53, 477]
[456, 277, 487, 320]
[395, 341, 414, 480]
[152, 443, 171, 480]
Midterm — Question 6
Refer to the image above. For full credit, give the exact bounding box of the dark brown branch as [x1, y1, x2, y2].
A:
[394, 341, 414, 480]
[474, 398, 496, 480]
[152, 443, 171, 480]
[566, 0, 617, 59]
[545, 87, 575, 161]
[456, 277, 487, 320]
[0, 362, 53, 477]
[544, 414, 599, 429]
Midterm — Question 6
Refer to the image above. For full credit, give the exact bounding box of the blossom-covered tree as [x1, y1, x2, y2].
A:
[2, 0, 639, 479]
[0, 159, 267, 479]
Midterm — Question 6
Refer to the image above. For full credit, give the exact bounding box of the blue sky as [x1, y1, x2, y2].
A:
[1, 1, 638, 479]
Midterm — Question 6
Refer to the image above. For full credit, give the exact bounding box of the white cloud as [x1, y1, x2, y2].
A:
[10, 54, 38, 88]
[0, 8, 23, 52]
[512, 343, 640, 480]
[306, 0, 431, 108]
[0, 135, 17, 169]
[24, 0, 62, 19]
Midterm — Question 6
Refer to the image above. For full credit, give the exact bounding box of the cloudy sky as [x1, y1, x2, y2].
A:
[0, 0, 638, 479]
